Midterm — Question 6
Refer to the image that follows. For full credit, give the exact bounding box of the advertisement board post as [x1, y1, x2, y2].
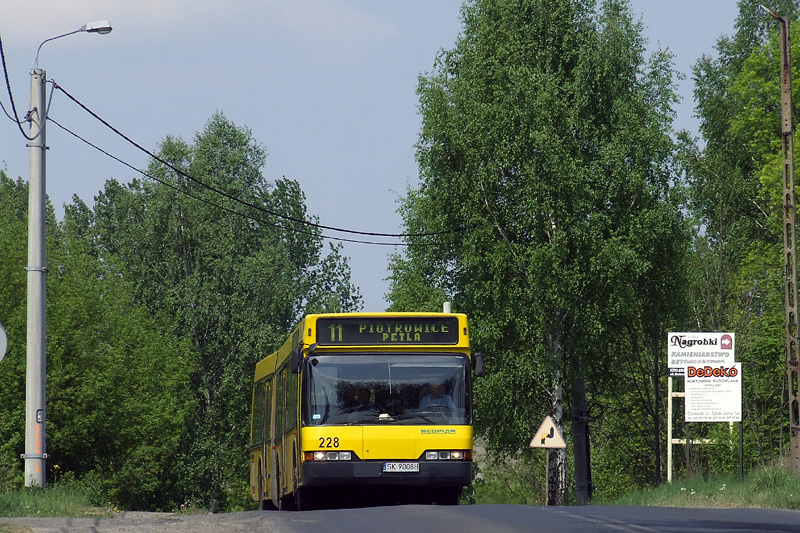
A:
[666, 333, 738, 483]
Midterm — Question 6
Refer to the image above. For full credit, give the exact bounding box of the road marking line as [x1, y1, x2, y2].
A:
[550, 509, 657, 532]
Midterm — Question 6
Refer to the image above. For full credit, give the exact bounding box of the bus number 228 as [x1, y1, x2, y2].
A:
[319, 437, 339, 448]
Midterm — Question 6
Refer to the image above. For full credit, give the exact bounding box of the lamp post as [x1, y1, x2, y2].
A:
[23, 20, 112, 488]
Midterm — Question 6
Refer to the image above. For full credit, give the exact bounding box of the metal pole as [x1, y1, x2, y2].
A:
[739, 421, 744, 482]
[667, 377, 673, 483]
[20, 20, 111, 490]
[685, 422, 690, 480]
[23, 67, 47, 487]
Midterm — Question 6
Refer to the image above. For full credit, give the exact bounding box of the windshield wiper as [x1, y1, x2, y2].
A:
[345, 413, 398, 425]
[392, 413, 437, 424]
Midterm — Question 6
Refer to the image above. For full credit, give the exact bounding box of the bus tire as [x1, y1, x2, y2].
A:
[436, 487, 461, 505]
[257, 462, 267, 510]
[261, 498, 276, 511]
[278, 494, 296, 511]
[259, 464, 277, 511]
[258, 459, 278, 510]
[294, 487, 315, 511]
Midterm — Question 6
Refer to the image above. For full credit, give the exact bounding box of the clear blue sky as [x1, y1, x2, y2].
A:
[0, 1, 740, 311]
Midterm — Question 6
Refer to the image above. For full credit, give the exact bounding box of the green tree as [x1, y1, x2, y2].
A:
[0, 173, 30, 488]
[683, 0, 800, 475]
[686, 0, 799, 332]
[87, 112, 361, 510]
[388, 0, 689, 503]
[48, 198, 197, 509]
[0, 174, 195, 508]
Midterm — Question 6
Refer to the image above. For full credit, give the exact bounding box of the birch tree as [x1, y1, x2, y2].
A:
[389, 0, 688, 503]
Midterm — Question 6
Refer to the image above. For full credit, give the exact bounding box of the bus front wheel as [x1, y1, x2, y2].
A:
[294, 487, 316, 511]
[436, 487, 461, 505]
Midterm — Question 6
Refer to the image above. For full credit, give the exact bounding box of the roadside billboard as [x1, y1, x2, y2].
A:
[667, 332, 735, 376]
[685, 362, 742, 422]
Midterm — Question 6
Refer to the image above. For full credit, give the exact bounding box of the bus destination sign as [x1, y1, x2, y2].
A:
[316, 317, 460, 346]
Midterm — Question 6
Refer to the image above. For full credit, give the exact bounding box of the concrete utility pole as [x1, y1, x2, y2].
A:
[22, 21, 112, 487]
[23, 63, 47, 488]
[778, 14, 800, 477]
[762, 5, 800, 475]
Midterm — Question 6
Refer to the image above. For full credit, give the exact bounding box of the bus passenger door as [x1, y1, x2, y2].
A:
[250, 380, 268, 507]
[262, 380, 274, 509]
[272, 367, 287, 508]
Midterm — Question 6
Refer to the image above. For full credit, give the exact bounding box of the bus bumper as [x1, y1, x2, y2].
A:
[301, 460, 471, 488]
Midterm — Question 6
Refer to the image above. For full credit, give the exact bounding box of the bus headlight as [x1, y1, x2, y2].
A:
[424, 450, 469, 460]
[306, 451, 352, 461]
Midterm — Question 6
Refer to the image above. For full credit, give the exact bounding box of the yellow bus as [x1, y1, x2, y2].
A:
[249, 312, 484, 510]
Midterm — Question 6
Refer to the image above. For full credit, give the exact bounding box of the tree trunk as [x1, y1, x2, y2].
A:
[652, 331, 662, 484]
[546, 344, 568, 506]
[571, 355, 591, 505]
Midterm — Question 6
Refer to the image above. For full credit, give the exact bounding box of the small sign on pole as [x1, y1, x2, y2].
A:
[0, 323, 7, 363]
[530, 416, 566, 449]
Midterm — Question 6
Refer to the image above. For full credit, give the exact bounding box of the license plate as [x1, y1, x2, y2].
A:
[382, 462, 419, 473]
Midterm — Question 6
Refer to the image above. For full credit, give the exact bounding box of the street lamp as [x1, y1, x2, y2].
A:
[23, 20, 112, 488]
[33, 21, 113, 69]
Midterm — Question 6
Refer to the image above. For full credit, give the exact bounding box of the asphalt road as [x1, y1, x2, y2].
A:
[3, 505, 800, 532]
[270, 504, 800, 533]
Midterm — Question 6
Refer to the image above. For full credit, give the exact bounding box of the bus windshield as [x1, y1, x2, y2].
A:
[304, 354, 470, 426]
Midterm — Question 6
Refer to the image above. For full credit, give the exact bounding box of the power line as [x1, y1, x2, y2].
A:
[2, 29, 465, 247]
[48, 116, 399, 246]
[48, 115, 457, 247]
[52, 82, 466, 242]
[0, 31, 36, 140]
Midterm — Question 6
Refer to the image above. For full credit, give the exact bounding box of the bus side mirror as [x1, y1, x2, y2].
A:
[473, 351, 485, 378]
[290, 345, 303, 374]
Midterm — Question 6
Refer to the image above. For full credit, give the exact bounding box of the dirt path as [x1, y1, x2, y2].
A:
[0, 511, 281, 532]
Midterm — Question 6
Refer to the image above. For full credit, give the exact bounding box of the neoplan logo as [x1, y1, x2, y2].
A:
[687, 365, 738, 378]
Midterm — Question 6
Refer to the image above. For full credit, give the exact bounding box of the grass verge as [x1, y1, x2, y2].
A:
[0, 484, 109, 519]
[610, 464, 800, 509]
[470, 450, 800, 509]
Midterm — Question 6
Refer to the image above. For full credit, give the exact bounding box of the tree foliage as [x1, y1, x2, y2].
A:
[389, 0, 690, 502]
[0, 173, 30, 488]
[0, 173, 195, 508]
[0, 113, 361, 511]
[85, 112, 361, 509]
[3, 0, 799, 509]
[682, 0, 800, 475]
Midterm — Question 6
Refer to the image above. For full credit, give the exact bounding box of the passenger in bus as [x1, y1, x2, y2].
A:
[346, 388, 376, 421]
[419, 383, 455, 409]
[339, 386, 358, 410]
[353, 388, 374, 411]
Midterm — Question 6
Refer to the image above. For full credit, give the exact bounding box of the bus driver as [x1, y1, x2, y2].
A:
[419, 383, 455, 409]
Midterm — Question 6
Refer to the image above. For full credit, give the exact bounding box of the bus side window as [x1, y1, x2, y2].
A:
[285, 371, 298, 431]
[276, 370, 285, 438]
[251, 381, 267, 446]
[264, 381, 272, 443]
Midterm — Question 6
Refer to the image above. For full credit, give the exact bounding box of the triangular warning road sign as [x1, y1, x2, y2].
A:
[530, 416, 566, 449]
